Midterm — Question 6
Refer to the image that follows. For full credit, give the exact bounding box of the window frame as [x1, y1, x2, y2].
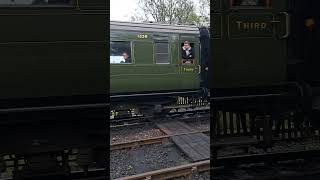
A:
[154, 41, 171, 65]
[230, 0, 272, 9]
[110, 40, 133, 65]
[180, 41, 196, 65]
[0, 0, 74, 8]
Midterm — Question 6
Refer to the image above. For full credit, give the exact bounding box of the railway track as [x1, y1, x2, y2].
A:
[213, 162, 320, 180]
[110, 116, 152, 127]
[5, 149, 318, 180]
[110, 112, 209, 128]
[215, 149, 320, 167]
[213, 149, 320, 180]
[111, 119, 210, 179]
[114, 160, 210, 180]
[111, 130, 210, 151]
[0, 168, 108, 180]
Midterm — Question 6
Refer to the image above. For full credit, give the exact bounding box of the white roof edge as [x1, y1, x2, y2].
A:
[110, 20, 199, 28]
[110, 21, 200, 35]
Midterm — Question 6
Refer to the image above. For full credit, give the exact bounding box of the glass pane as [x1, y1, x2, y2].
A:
[0, 0, 71, 5]
[153, 34, 169, 41]
[110, 41, 132, 64]
[156, 54, 169, 64]
[155, 43, 169, 54]
[232, 0, 271, 7]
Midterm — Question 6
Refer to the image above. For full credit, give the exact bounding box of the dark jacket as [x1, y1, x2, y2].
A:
[181, 48, 195, 59]
[121, 57, 131, 63]
[125, 57, 132, 63]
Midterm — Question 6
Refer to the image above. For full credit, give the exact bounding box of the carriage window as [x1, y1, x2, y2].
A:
[110, 41, 132, 64]
[231, 0, 271, 7]
[181, 41, 195, 65]
[0, 0, 71, 5]
[155, 42, 170, 64]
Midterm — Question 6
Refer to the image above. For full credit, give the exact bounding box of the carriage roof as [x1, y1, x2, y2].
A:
[111, 21, 200, 35]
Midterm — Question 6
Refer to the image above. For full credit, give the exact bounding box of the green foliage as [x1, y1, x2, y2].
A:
[131, 0, 209, 26]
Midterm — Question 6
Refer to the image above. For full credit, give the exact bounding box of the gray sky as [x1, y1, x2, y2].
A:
[110, 0, 204, 21]
[111, 0, 139, 21]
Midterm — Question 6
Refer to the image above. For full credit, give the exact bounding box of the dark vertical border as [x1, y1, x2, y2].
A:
[210, 0, 215, 179]
[107, 0, 110, 179]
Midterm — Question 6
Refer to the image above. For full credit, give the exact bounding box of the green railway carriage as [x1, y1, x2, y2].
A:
[110, 21, 205, 99]
[0, 0, 108, 102]
[0, 0, 108, 176]
[212, 0, 288, 89]
[212, 0, 320, 94]
[210, 0, 320, 158]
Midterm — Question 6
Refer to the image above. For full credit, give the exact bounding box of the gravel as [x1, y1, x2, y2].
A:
[111, 124, 165, 144]
[186, 119, 210, 132]
[110, 141, 190, 179]
[194, 172, 210, 180]
[110, 119, 210, 179]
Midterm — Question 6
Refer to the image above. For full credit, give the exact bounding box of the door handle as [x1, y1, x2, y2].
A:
[273, 12, 290, 39]
[279, 12, 290, 39]
[198, 65, 201, 74]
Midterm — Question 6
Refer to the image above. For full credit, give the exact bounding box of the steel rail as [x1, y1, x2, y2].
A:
[111, 129, 210, 151]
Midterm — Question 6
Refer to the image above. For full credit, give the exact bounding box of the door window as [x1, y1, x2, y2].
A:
[0, 0, 71, 5]
[181, 41, 195, 65]
[231, 0, 271, 8]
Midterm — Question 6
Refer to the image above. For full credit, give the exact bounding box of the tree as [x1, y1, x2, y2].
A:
[197, 0, 210, 26]
[131, 0, 198, 25]
[130, 11, 148, 22]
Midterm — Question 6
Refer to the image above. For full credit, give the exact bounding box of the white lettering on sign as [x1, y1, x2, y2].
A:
[236, 21, 268, 31]
[137, 34, 148, 39]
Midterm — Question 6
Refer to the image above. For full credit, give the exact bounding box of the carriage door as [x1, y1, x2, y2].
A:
[180, 37, 201, 90]
[212, 0, 289, 88]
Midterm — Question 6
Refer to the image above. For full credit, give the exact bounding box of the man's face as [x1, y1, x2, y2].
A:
[122, 53, 129, 60]
[184, 43, 190, 49]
